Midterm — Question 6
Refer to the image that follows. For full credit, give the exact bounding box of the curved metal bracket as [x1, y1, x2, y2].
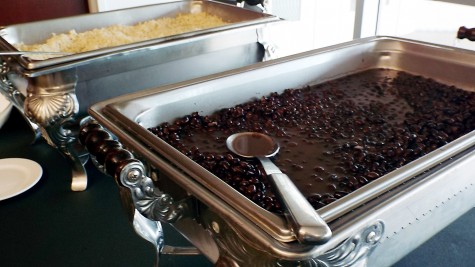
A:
[314, 220, 385, 267]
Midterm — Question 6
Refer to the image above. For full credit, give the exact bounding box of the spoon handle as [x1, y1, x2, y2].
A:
[260, 158, 332, 244]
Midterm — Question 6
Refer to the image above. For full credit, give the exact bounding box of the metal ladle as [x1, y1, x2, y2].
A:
[226, 132, 332, 244]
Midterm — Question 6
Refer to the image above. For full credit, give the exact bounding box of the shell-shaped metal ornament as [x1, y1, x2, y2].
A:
[25, 92, 78, 125]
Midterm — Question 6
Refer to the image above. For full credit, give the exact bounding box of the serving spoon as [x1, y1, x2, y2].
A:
[226, 132, 332, 244]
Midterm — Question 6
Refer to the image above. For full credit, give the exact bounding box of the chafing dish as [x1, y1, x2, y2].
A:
[80, 36, 475, 266]
[0, 0, 280, 190]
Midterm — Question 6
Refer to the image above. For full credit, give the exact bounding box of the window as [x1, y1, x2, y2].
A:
[376, 0, 475, 49]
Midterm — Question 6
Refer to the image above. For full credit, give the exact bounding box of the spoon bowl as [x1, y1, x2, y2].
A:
[226, 131, 279, 158]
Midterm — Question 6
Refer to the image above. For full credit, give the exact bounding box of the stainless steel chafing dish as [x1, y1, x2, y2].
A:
[80, 36, 475, 266]
[0, 0, 280, 190]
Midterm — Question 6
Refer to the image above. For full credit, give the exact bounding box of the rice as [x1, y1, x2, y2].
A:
[15, 12, 229, 54]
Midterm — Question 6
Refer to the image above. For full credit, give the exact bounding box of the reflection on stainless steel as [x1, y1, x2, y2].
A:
[0, 51, 71, 57]
[132, 210, 202, 266]
[133, 210, 164, 267]
[314, 220, 385, 266]
[82, 37, 475, 266]
[0, 1, 280, 191]
[226, 132, 332, 244]
[0, 61, 42, 140]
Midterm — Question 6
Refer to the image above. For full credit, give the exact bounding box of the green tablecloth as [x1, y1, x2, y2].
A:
[0, 109, 211, 267]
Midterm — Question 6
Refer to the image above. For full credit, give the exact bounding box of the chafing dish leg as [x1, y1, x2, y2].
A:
[0, 63, 88, 191]
[30, 111, 88, 192]
[22, 72, 86, 182]
[132, 209, 165, 267]
[65, 136, 89, 191]
[133, 210, 202, 266]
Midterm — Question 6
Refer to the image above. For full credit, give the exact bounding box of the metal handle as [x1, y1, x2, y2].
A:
[79, 120, 140, 183]
[80, 118, 187, 221]
[261, 157, 332, 244]
[457, 26, 475, 41]
[79, 119, 197, 266]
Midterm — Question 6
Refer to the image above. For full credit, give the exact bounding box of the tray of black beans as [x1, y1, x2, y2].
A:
[147, 68, 475, 212]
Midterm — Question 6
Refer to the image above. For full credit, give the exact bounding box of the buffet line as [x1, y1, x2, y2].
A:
[2, 1, 475, 266]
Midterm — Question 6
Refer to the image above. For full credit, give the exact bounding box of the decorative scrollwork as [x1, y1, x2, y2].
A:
[0, 60, 17, 102]
[0, 59, 9, 74]
[203, 213, 279, 267]
[312, 220, 385, 267]
[24, 92, 78, 125]
[23, 72, 79, 127]
[122, 165, 186, 223]
[2, 65, 79, 129]
[203, 215, 384, 267]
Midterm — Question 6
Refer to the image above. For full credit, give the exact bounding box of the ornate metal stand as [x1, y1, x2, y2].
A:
[0, 59, 88, 191]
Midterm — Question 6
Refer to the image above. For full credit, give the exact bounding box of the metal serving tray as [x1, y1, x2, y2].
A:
[0, 0, 280, 191]
[0, 0, 278, 71]
[0, 0, 279, 115]
[86, 36, 475, 266]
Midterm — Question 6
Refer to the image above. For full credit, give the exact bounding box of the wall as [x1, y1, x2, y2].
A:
[87, 0, 173, 12]
[0, 0, 89, 25]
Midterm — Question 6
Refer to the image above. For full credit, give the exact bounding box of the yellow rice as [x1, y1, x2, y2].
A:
[15, 12, 229, 54]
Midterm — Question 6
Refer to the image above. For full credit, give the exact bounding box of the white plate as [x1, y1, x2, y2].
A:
[0, 158, 43, 201]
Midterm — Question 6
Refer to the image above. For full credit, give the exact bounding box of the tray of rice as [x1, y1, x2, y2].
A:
[0, 0, 279, 69]
[0, 0, 280, 115]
